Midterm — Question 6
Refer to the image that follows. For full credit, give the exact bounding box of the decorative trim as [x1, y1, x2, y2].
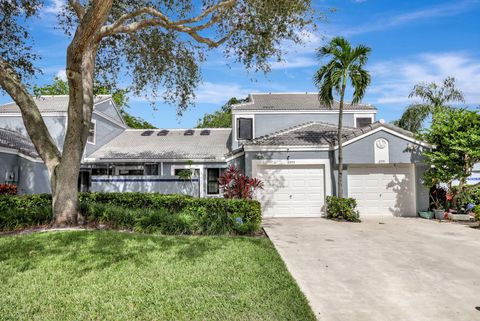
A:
[353, 114, 375, 128]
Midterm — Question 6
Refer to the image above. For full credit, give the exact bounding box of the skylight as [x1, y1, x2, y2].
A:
[141, 130, 154, 136]
[157, 129, 169, 136]
[184, 129, 194, 136]
[200, 129, 210, 136]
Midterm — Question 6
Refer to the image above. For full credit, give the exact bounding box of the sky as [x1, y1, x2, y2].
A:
[1, 0, 479, 128]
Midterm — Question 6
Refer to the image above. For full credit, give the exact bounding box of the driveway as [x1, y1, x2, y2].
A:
[263, 217, 480, 321]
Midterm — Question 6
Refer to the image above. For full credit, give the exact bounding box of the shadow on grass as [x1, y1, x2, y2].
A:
[0, 231, 249, 274]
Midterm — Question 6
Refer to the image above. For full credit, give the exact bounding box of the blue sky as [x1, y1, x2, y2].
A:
[1, 0, 479, 128]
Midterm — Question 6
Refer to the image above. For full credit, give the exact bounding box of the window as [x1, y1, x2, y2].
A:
[237, 118, 253, 140]
[145, 163, 159, 175]
[174, 168, 200, 177]
[118, 169, 144, 175]
[87, 121, 96, 144]
[115, 165, 144, 176]
[206, 168, 223, 195]
[356, 117, 372, 128]
[92, 167, 108, 176]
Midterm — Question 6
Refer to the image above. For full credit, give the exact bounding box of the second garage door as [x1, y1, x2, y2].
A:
[348, 165, 416, 217]
[255, 164, 325, 218]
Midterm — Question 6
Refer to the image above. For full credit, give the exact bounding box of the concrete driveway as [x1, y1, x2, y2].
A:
[263, 217, 480, 321]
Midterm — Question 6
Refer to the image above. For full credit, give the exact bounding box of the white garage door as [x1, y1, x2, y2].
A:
[255, 164, 325, 218]
[348, 165, 416, 217]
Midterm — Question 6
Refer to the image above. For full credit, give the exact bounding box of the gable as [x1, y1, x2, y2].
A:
[341, 129, 429, 164]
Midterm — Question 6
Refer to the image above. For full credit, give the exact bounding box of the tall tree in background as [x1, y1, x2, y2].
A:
[393, 77, 464, 132]
[0, 0, 320, 226]
[422, 108, 480, 208]
[33, 77, 155, 129]
[196, 97, 247, 128]
[314, 36, 371, 198]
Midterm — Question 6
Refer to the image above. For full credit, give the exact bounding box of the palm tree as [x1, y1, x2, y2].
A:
[314, 36, 371, 198]
[394, 77, 464, 132]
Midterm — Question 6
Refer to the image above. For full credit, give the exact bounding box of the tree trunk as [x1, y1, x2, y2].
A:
[51, 164, 81, 226]
[337, 78, 347, 198]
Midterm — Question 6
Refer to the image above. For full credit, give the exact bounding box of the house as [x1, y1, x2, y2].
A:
[0, 93, 434, 218]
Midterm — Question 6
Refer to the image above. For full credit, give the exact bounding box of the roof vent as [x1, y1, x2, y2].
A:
[262, 105, 275, 109]
[200, 129, 210, 136]
[184, 129, 194, 136]
[141, 130, 154, 136]
[157, 129, 169, 136]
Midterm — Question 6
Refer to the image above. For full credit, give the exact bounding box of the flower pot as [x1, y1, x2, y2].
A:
[418, 211, 434, 219]
[434, 209, 446, 220]
[448, 213, 471, 221]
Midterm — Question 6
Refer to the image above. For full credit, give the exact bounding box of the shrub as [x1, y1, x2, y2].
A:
[0, 193, 262, 235]
[219, 165, 264, 199]
[474, 206, 480, 222]
[325, 196, 360, 222]
[0, 184, 17, 195]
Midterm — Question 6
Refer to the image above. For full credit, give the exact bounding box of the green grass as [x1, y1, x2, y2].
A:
[0, 231, 315, 321]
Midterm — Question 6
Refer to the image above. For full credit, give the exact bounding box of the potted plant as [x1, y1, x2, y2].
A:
[430, 187, 447, 220]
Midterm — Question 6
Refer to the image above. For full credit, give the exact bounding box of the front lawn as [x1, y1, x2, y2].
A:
[0, 231, 315, 320]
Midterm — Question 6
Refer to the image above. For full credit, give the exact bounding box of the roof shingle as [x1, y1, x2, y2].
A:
[87, 129, 231, 161]
[232, 93, 376, 111]
[246, 121, 413, 146]
[0, 128, 39, 158]
[0, 95, 112, 113]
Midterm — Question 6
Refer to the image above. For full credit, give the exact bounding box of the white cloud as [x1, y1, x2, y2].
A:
[367, 52, 480, 106]
[345, 0, 477, 36]
[195, 82, 253, 104]
[44, 0, 64, 14]
[270, 30, 322, 70]
[56, 69, 67, 81]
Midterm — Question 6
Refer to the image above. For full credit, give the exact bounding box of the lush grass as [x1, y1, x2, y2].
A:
[0, 231, 315, 321]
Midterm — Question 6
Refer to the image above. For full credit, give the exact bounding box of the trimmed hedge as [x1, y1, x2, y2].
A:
[0, 193, 262, 235]
[325, 196, 361, 222]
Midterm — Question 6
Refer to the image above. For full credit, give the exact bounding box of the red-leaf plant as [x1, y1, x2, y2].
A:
[218, 165, 264, 199]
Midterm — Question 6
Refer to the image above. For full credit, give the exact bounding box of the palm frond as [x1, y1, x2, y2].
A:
[348, 64, 371, 104]
[396, 103, 432, 132]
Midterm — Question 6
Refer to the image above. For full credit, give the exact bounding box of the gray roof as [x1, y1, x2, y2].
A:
[0, 128, 39, 158]
[232, 93, 376, 111]
[87, 129, 231, 161]
[246, 121, 413, 146]
[0, 95, 112, 113]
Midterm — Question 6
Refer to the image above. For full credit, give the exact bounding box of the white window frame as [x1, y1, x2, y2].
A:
[144, 163, 160, 176]
[234, 114, 255, 142]
[353, 114, 375, 128]
[115, 164, 144, 176]
[87, 119, 97, 144]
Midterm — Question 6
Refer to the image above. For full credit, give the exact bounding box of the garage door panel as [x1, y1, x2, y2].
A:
[348, 165, 415, 217]
[256, 164, 325, 218]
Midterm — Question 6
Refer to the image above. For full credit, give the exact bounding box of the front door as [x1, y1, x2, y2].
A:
[78, 170, 91, 192]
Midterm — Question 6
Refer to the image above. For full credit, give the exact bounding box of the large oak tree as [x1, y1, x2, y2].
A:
[0, 0, 321, 226]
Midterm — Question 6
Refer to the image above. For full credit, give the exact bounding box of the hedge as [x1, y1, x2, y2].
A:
[0, 193, 262, 235]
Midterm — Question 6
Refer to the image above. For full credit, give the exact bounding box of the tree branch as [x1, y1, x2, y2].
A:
[0, 57, 61, 172]
[69, 0, 85, 20]
[99, 0, 237, 47]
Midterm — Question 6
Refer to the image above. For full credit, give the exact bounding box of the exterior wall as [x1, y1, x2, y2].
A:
[227, 154, 245, 173]
[91, 176, 200, 196]
[231, 112, 375, 149]
[90, 161, 227, 197]
[94, 100, 124, 124]
[415, 164, 430, 211]
[0, 115, 67, 149]
[0, 152, 19, 184]
[340, 130, 427, 164]
[85, 113, 126, 156]
[17, 157, 50, 194]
